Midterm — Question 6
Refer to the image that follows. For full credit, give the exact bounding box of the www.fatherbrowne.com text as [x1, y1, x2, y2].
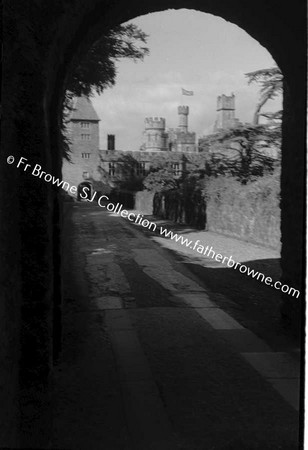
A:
[158, 228, 300, 298]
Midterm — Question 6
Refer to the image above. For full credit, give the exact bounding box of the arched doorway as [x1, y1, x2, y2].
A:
[50, 1, 304, 332]
[52, 3, 303, 327]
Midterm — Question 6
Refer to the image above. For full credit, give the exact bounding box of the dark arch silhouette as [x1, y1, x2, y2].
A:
[1, 2, 305, 447]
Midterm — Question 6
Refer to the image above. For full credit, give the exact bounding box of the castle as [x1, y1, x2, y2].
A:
[62, 93, 244, 195]
[213, 93, 241, 131]
[142, 106, 196, 152]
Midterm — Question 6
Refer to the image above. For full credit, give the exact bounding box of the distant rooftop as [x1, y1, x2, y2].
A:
[69, 96, 100, 121]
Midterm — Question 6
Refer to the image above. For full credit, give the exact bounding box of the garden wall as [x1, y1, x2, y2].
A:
[137, 174, 281, 249]
[153, 189, 206, 229]
[205, 175, 281, 249]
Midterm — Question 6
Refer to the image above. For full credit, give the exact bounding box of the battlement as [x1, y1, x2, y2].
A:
[217, 94, 235, 111]
[145, 117, 166, 130]
[178, 105, 189, 115]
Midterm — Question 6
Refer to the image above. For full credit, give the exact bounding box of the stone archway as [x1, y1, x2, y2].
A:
[48, 0, 305, 335]
[1, 1, 305, 447]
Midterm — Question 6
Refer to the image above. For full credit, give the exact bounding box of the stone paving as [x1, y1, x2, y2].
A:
[127, 211, 281, 268]
[51, 202, 301, 450]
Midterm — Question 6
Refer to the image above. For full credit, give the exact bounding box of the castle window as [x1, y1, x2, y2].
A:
[83, 171, 89, 179]
[81, 134, 91, 140]
[172, 163, 180, 176]
[81, 122, 90, 128]
[136, 162, 146, 176]
[109, 162, 116, 176]
[81, 153, 90, 159]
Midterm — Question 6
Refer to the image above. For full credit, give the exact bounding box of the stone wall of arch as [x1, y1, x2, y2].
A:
[1, 0, 305, 446]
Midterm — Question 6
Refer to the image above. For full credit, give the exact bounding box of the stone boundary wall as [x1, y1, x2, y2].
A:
[205, 177, 281, 250]
[135, 174, 281, 250]
[153, 189, 206, 229]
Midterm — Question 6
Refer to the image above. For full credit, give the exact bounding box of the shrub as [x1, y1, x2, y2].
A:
[203, 172, 280, 248]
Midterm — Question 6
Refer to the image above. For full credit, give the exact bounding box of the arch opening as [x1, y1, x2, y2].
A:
[1, 2, 304, 446]
[56, 3, 303, 335]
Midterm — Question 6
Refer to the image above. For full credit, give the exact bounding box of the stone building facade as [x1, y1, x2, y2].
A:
[62, 96, 102, 191]
[99, 149, 205, 187]
[63, 97, 200, 194]
[63, 95, 279, 194]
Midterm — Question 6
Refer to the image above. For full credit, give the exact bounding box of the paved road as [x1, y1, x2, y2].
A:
[52, 202, 301, 450]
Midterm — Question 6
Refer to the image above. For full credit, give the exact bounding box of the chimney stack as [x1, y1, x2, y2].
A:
[107, 134, 115, 151]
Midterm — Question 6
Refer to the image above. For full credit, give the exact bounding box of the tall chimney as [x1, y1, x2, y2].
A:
[107, 134, 115, 151]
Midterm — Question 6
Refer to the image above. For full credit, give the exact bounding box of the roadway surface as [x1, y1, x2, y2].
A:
[51, 202, 301, 450]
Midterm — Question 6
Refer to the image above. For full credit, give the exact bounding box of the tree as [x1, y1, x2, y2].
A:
[200, 124, 281, 183]
[66, 24, 149, 98]
[143, 166, 180, 193]
[245, 67, 283, 125]
[63, 24, 149, 158]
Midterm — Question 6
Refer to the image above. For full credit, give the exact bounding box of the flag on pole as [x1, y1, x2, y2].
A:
[182, 88, 194, 96]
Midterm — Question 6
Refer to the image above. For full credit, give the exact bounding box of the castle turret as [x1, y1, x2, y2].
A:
[178, 105, 189, 133]
[214, 93, 240, 131]
[217, 93, 235, 112]
[145, 117, 166, 131]
[143, 117, 168, 151]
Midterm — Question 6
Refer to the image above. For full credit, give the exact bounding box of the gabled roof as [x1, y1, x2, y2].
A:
[69, 96, 100, 121]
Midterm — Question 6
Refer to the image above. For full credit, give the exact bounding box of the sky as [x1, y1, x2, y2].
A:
[91, 9, 281, 151]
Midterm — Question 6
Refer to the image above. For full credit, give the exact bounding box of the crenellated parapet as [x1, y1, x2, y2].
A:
[144, 117, 168, 151]
[217, 94, 235, 111]
[145, 117, 166, 130]
[178, 105, 189, 115]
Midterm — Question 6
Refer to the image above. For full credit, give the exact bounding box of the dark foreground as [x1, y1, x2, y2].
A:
[51, 202, 301, 449]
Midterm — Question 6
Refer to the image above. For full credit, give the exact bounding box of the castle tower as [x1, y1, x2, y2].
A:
[167, 105, 196, 152]
[143, 117, 168, 151]
[178, 105, 189, 133]
[214, 94, 237, 130]
[62, 96, 101, 191]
